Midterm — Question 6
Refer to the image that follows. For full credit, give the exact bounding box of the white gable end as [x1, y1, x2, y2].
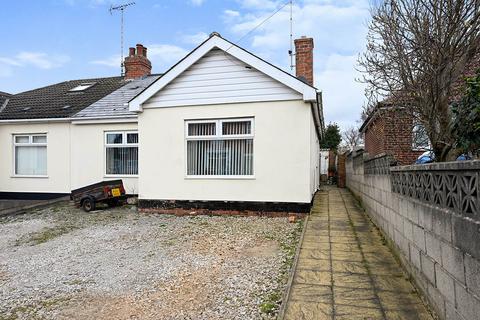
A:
[143, 49, 302, 108]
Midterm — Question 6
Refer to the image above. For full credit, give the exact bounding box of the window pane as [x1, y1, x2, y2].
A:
[106, 133, 123, 144]
[188, 122, 216, 136]
[222, 121, 251, 135]
[32, 135, 47, 144]
[15, 146, 47, 175]
[412, 124, 430, 150]
[15, 136, 29, 143]
[187, 139, 253, 176]
[106, 147, 138, 175]
[127, 133, 138, 144]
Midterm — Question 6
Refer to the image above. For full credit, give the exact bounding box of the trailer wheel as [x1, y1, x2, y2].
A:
[82, 197, 96, 212]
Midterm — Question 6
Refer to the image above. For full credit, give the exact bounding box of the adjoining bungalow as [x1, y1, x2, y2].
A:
[0, 33, 324, 213]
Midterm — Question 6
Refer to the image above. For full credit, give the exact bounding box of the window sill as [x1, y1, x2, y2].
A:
[104, 175, 139, 178]
[185, 175, 255, 180]
[11, 175, 49, 179]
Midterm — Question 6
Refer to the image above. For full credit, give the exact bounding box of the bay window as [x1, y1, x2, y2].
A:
[185, 118, 254, 177]
[14, 134, 47, 176]
[105, 131, 138, 175]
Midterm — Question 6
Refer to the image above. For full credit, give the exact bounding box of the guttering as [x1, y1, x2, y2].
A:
[310, 91, 324, 142]
[71, 116, 138, 125]
[0, 117, 71, 124]
[0, 115, 138, 125]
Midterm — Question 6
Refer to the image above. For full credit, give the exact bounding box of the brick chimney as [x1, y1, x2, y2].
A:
[294, 36, 314, 85]
[124, 44, 152, 79]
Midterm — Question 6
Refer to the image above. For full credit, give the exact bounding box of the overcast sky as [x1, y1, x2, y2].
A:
[0, 0, 370, 130]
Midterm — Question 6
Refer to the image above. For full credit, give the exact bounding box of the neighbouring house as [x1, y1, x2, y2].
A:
[0, 91, 11, 110]
[360, 48, 480, 165]
[0, 33, 324, 213]
[359, 100, 428, 165]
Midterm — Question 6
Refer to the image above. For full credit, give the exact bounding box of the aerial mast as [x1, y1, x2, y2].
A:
[289, 0, 294, 73]
[110, 2, 136, 76]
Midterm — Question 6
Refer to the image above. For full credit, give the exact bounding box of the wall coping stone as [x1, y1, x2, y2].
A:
[391, 160, 480, 172]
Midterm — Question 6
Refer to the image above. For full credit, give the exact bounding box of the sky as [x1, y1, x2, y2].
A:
[0, 0, 370, 130]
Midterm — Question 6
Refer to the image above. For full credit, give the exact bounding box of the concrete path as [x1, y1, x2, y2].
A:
[282, 187, 434, 320]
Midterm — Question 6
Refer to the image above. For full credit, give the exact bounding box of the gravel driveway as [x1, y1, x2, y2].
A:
[0, 202, 302, 320]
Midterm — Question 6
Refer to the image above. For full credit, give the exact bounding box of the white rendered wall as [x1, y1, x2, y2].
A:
[0, 122, 71, 193]
[0, 121, 139, 195]
[70, 122, 138, 194]
[138, 100, 314, 203]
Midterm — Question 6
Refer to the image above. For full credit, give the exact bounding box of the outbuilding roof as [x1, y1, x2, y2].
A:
[0, 76, 126, 120]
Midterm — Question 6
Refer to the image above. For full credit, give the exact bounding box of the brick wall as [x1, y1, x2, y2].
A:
[364, 116, 386, 156]
[364, 108, 423, 165]
[346, 153, 480, 320]
[337, 153, 346, 188]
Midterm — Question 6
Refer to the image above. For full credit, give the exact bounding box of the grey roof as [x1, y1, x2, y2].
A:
[73, 75, 162, 119]
[0, 77, 126, 120]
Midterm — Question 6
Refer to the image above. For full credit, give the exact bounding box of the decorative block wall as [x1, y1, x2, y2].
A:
[346, 152, 480, 320]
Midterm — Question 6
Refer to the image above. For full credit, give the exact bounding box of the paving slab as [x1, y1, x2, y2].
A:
[282, 187, 434, 320]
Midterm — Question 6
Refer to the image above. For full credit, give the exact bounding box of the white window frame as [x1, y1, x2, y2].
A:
[185, 117, 255, 179]
[12, 133, 48, 178]
[104, 131, 139, 177]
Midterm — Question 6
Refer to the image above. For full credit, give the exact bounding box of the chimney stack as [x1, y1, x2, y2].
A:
[124, 44, 152, 79]
[294, 36, 314, 85]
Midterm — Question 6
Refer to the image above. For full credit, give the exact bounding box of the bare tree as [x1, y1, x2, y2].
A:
[358, 0, 480, 161]
[341, 126, 363, 152]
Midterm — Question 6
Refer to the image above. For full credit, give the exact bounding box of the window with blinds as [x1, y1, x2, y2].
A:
[105, 131, 138, 175]
[186, 118, 254, 177]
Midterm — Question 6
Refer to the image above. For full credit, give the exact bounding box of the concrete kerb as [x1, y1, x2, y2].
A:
[0, 196, 70, 217]
[277, 197, 311, 320]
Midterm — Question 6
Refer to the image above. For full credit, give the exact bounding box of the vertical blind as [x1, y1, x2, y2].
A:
[186, 119, 254, 176]
[105, 132, 138, 175]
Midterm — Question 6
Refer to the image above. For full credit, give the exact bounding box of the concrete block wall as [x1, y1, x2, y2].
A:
[345, 153, 480, 320]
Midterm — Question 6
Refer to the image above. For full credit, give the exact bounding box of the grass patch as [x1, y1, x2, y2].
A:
[16, 224, 77, 246]
[0, 297, 70, 320]
[259, 219, 304, 317]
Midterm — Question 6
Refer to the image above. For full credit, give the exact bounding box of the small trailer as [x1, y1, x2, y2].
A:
[71, 180, 127, 212]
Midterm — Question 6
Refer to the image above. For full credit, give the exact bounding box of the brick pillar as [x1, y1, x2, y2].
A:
[337, 153, 346, 188]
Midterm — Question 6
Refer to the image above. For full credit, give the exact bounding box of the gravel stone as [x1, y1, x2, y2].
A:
[0, 202, 301, 320]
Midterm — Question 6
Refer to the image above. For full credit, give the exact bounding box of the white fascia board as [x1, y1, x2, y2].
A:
[128, 35, 318, 112]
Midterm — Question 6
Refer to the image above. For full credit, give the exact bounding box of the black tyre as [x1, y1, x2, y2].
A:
[82, 198, 96, 212]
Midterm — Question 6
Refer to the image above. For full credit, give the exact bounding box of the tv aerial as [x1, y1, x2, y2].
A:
[110, 2, 136, 76]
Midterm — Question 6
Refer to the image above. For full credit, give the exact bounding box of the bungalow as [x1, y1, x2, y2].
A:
[0, 32, 324, 213]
